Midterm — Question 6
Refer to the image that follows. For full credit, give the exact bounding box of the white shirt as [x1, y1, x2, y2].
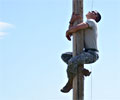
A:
[84, 19, 98, 50]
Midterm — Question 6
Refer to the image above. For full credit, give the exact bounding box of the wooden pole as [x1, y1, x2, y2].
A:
[72, 0, 84, 100]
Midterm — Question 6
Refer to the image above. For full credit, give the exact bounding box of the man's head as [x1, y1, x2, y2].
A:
[86, 10, 101, 23]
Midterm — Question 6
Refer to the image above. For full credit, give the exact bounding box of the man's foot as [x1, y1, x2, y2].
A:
[82, 68, 91, 76]
[61, 79, 73, 93]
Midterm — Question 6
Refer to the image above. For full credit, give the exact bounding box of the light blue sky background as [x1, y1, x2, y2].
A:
[0, 0, 120, 100]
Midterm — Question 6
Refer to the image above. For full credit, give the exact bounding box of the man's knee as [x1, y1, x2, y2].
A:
[61, 52, 72, 64]
[91, 54, 99, 63]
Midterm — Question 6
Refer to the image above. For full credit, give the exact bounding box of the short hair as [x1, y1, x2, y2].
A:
[95, 11, 101, 23]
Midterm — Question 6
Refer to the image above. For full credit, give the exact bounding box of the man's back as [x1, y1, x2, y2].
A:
[84, 19, 98, 50]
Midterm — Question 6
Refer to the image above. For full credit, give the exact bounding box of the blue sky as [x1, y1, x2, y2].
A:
[0, 0, 120, 100]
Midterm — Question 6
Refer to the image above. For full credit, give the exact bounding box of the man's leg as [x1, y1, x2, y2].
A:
[61, 51, 98, 93]
[61, 51, 95, 93]
[67, 50, 99, 74]
[61, 52, 93, 75]
[61, 52, 74, 93]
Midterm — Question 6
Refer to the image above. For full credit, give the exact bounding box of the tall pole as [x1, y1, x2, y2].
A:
[72, 0, 84, 100]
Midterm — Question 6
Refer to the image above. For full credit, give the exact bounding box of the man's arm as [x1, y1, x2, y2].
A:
[66, 13, 82, 41]
[68, 12, 82, 29]
[66, 22, 89, 41]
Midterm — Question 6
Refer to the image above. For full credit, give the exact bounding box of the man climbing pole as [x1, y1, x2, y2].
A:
[61, 11, 101, 93]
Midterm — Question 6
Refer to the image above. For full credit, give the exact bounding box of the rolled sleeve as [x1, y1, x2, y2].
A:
[86, 19, 96, 28]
